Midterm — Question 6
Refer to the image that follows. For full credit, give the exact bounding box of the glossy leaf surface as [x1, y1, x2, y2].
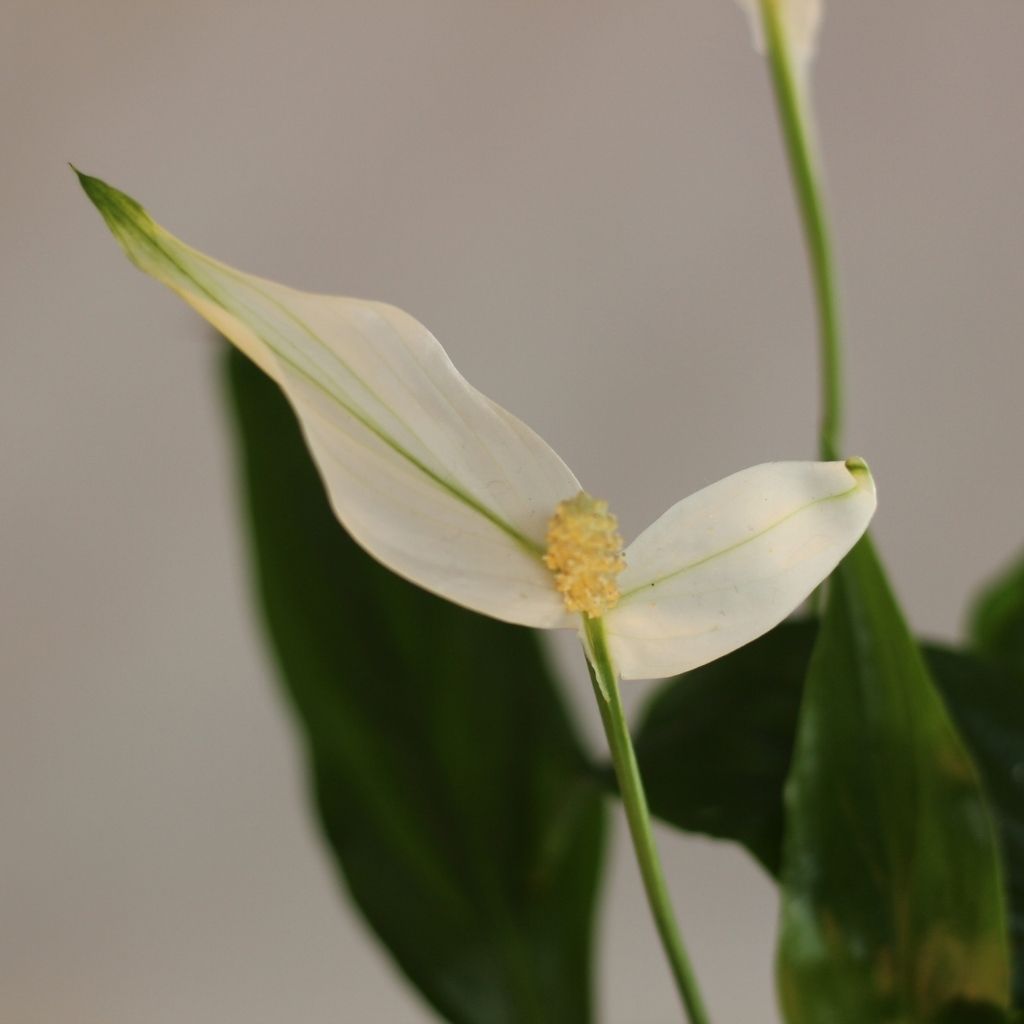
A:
[777, 538, 1010, 1021]
[631, 623, 1024, 1007]
[226, 348, 605, 1024]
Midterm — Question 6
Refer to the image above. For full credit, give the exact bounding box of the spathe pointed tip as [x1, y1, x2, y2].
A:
[843, 456, 874, 488]
[71, 164, 106, 201]
[73, 167, 148, 228]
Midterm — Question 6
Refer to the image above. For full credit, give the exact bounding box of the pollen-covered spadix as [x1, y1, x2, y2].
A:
[737, 0, 823, 72]
[80, 172, 875, 681]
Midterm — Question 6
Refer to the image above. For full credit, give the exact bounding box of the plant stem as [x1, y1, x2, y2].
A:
[760, 0, 843, 461]
[583, 616, 711, 1024]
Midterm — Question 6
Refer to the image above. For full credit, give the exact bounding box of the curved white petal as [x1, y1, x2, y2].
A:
[605, 460, 875, 679]
[737, 0, 823, 72]
[79, 172, 578, 628]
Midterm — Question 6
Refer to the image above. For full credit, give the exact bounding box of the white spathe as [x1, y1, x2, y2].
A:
[737, 0, 823, 71]
[79, 173, 875, 680]
[607, 460, 867, 678]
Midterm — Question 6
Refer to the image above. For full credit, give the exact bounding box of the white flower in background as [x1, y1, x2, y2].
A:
[78, 172, 874, 680]
[737, 0, 823, 71]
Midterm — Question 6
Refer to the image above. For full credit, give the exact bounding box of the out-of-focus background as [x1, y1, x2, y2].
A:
[3, 1, 1023, 1020]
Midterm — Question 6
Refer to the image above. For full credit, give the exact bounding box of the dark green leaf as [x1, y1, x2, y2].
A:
[225, 348, 605, 1024]
[631, 591, 1024, 1007]
[631, 620, 815, 873]
[926, 647, 1024, 1009]
[971, 552, 1024, 671]
[778, 538, 1011, 1021]
[932, 1000, 1016, 1024]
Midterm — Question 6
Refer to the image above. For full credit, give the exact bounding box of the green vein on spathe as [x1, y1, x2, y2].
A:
[76, 170, 544, 559]
[192, 246, 546, 556]
[618, 475, 864, 602]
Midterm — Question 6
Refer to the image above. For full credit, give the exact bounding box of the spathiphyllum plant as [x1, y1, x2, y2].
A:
[78, 1, 1023, 1022]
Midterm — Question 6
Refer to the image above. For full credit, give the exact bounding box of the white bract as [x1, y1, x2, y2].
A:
[79, 172, 874, 680]
[737, 0, 823, 72]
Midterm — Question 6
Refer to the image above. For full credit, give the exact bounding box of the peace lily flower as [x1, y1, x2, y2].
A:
[77, 171, 874, 681]
[737, 0, 822, 75]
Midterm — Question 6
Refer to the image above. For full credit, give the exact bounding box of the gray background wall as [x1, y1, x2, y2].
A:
[3, 1, 1022, 1020]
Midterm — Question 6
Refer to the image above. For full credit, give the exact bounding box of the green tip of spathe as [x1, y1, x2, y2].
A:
[72, 166, 149, 229]
[844, 456, 871, 478]
[72, 167, 159, 274]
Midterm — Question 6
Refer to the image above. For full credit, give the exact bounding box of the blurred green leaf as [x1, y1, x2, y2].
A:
[777, 538, 1010, 1021]
[927, 647, 1024, 1009]
[631, 620, 814, 874]
[932, 1000, 1018, 1024]
[225, 348, 605, 1024]
[971, 552, 1024, 671]
[631, 578, 1024, 1008]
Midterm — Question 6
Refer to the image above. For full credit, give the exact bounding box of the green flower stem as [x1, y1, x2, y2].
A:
[760, 0, 843, 461]
[583, 616, 712, 1024]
